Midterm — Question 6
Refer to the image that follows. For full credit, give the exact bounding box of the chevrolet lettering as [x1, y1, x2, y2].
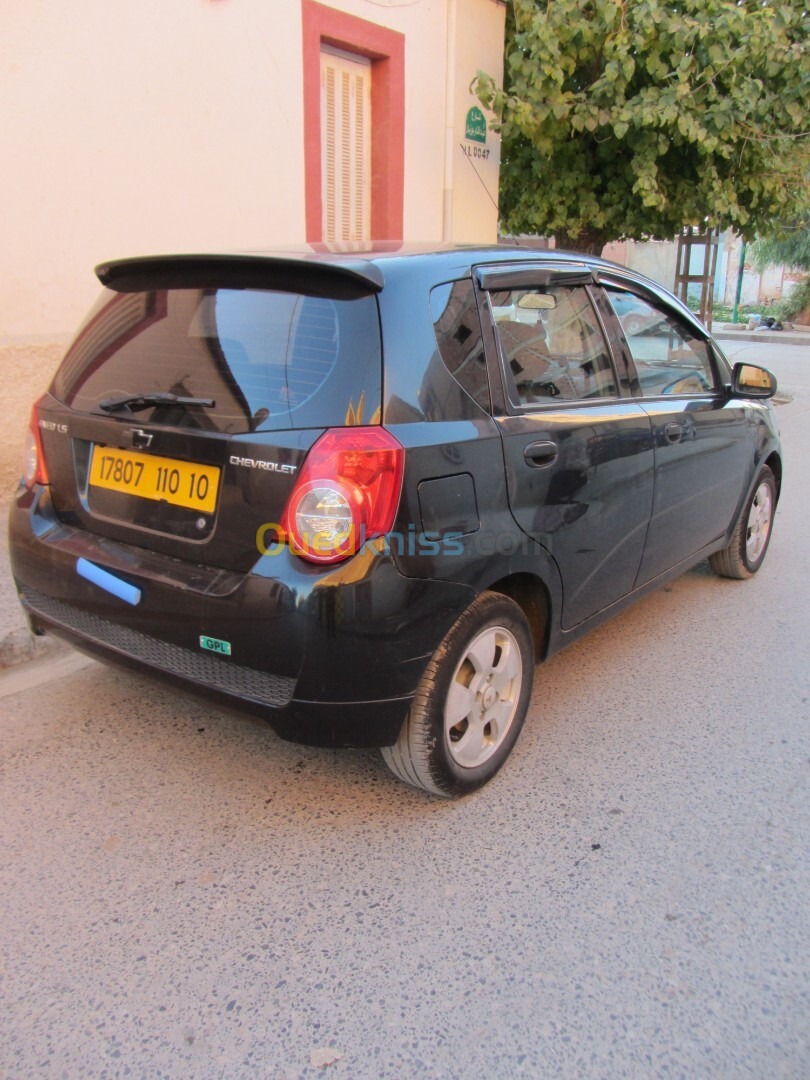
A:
[229, 456, 297, 474]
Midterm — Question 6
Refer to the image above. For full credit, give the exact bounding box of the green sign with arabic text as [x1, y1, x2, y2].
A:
[465, 106, 487, 145]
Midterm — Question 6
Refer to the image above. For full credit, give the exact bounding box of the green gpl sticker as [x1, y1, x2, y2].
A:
[200, 635, 232, 656]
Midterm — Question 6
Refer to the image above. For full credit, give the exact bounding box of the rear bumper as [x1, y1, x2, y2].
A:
[10, 487, 475, 748]
[18, 598, 415, 748]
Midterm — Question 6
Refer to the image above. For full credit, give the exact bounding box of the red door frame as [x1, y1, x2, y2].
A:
[301, 0, 405, 243]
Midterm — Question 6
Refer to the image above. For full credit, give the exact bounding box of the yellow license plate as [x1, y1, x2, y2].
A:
[89, 447, 220, 513]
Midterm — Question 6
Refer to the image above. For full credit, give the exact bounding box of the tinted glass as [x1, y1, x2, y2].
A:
[52, 287, 382, 433]
[430, 279, 490, 412]
[605, 288, 716, 396]
[491, 284, 617, 404]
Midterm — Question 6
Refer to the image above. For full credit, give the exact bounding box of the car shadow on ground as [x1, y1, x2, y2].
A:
[8, 554, 761, 827]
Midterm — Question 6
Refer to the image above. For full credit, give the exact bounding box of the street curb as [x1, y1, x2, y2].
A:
[713, 330, 810, 346]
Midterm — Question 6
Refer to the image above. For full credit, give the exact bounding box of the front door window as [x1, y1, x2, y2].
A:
[605, 289, 716, 396]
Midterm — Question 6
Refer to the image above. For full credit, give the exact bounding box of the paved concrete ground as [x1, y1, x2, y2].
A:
[0, 342, 808, 1077]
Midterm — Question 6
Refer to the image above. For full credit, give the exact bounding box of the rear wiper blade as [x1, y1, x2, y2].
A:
[99, 392, 215, 414]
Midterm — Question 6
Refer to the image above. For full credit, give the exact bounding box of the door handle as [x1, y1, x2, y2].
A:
[663, 423, 683, 444]
[523, 440, 558, 467]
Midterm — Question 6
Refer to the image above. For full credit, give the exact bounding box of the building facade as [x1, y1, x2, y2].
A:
[2, 0, 505, 337]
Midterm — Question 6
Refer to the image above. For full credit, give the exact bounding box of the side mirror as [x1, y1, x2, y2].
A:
[732, 362, 777, 399]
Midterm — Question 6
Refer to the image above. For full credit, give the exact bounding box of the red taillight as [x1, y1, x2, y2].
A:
[23, 398, 49, 488]
[282, 427, 404, 564]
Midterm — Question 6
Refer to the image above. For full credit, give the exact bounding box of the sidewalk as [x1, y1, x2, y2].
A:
[713, 325, 810, 347]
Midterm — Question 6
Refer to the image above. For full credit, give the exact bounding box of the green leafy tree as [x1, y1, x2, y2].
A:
[475, 0, 810, 254]
[752, 218, 810, 321]
[752, 223, 810, 272]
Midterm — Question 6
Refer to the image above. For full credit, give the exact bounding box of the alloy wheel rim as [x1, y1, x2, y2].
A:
[444, 625, 522, 769]
[746, 481, 773, 563]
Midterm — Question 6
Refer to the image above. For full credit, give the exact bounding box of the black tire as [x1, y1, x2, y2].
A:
[709, 465, 776, 579]
[381, 591, 535, 797]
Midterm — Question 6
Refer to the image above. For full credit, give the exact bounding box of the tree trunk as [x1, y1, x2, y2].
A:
[554, 230, 607, 257]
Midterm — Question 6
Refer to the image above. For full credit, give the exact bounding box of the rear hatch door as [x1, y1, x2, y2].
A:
[40, 256, 383, 572]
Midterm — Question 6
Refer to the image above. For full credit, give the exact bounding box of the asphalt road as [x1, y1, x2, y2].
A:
[1, 342, 808, 1078]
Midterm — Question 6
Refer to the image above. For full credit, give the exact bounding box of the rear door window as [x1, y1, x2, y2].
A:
[52, 286, 382, 433]
[490, 284, 619, 405]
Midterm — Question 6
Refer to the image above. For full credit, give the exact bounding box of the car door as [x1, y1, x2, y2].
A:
[598, 276, 750, 586]
[477, 264, 655, 631]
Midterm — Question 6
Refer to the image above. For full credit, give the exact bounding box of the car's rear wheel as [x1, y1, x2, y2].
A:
[381, 591, 535, 796]
[710, 465, 776, 579]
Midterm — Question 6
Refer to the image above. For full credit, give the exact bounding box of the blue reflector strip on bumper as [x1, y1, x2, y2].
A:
[76, 558, 142, 606]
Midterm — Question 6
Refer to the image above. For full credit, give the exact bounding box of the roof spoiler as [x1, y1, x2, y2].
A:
[95, 253, 385, 295]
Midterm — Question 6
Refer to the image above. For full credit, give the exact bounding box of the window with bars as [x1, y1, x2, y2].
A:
[320, 48, 371, 245]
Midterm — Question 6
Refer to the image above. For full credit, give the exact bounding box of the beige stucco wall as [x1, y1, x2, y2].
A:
[448, 0, 503, 243]
[601, 239, 679, 293]
[3, 0, 303, 337]
[1, 0, 504, 338]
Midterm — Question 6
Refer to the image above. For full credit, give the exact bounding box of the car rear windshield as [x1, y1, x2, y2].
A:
[51, 286, 382, 433]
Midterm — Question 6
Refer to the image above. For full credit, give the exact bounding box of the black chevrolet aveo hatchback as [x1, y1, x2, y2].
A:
[9, 246, 782, 796]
